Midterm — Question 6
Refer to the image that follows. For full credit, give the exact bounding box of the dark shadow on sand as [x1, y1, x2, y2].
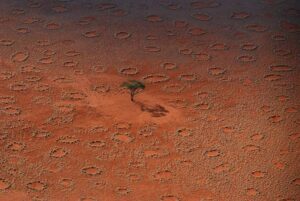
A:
[135, 101, 169, 117]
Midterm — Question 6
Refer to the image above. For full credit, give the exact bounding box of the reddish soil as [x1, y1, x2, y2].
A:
[0, 0, 299, 200]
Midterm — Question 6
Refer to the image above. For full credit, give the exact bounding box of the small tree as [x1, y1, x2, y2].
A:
[121, 80, 145, 102]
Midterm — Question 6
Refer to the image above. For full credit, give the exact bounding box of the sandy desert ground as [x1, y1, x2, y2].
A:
[0, 0, 299, 200]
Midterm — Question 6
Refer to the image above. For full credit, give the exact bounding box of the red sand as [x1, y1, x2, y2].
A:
[0, 0, 299, 200]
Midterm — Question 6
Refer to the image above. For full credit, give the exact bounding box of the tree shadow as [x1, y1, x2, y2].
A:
[135, 101, 169, 117]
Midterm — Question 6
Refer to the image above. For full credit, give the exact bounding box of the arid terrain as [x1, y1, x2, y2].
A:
[0, 0, 299, 200]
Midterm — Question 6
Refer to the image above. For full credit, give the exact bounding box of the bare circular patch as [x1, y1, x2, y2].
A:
[81, 166, 102, 176]
[144, 46, 161, 52]
[176, 127, 194, 137]
[112, 132, 134, 143]
[209, 43, 228, 51]
[205, 149, 220, 157]
[46, 22, 61, 30]
[270, 64, 293, 72]
[91, 65, 107, 73]
[245, 24, 268, 32]
[65, 50, 80, 57]
[179, 48, 192, 55]
[32, 129, 52, 139]
[110, 8, 128, 17]
[89, 125, 108, 134]
[26, 181, 47, 191]
[59, 178, 74, 188]
[273, 48, 291, 56]
[115, 186, 131, 195]
[0, 39, 15, 46]
[191, 13, 212, 21]
[231, 12, 250, 19]
[6, 141, 25, 151]
[188, 27, 206, 36]
[114, 31, 131, 39]
[237, 55, 256, 63]
[241, 43, 258, 51]
[20, 65, 42, 73]
[118, 67, 139, 75]
[92, 84, 110, 93]
[0, 71, 15, 80]
[0, 178, 11, 190]
[56, 136, 79, 144]
[16, 27, 30, 34]
[146, 15, 163, 22]
[193, 52, 211, 61]
[63, 61, 78, 68]
[115, 122, 131, 130]
[264, 74, 282, 81]
[272, 33, 287, 41]
[97, 3, 116, 11]
[208, 67, 226, 76]
[1, 106, 21, 115]
[49, 147, 69, 158]
[36, 40, 51, 47]
[174, 20, 188, 28]
[62, 91, 87, 101]
[179, 73, 197, 82]
[82, 31, 100, 38]
[11, 51, 29, 62]
[160, 195, 180, 201]
[142, 74, 170, 83]
[193, 102, 210, 110]
[35, 84, 50, 92]
[25, 76, 42, 83]
[0, 96, 15, 104]
[160, 62, 177, 70]
[153, 170, 173, 181]
[138, 123, 157, 137]
[38, 57, 54, 64]
[88, 140, 106, 148]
